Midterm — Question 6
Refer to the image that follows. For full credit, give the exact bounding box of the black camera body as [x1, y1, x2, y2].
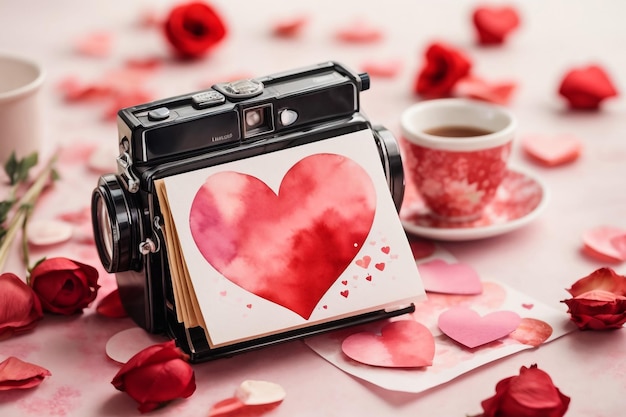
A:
[91, 62, 410, 361]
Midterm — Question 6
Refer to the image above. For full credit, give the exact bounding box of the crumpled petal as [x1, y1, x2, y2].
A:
[0, 357, 51, 391]
[558, 65, 618, 110]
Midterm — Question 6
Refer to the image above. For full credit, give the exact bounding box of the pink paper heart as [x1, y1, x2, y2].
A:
[522, 134, 582, 166]
[190, 154, 376, 320]
[341, 320, 435, 368]
[582, 226, 626, 262]
[454, 76, 517, 105]
[438, 307, 521, 348]
[417, 259, 483, 295]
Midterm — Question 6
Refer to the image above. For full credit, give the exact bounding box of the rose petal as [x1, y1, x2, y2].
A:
[336, 20, 383, 43]
[235, 380, 286, 406]
[414, 42, 472, 98]
[75, 31, 113, 57]
[0, 357, 51, 391]
[567, 267, 626, 297]
[361, 60, 403, 78]
[454, 76, 517, 105]
[97, 289, 128, 319]
[272, 15, 308, 38]
[27, 219, 73, 247]
[558, 65, 618, 110]
[582, 226, 626, 262]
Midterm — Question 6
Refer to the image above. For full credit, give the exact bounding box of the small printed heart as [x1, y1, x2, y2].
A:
[219, 291, 227, 296]
[341, 320, 435, 368]
[522, 135, 582, 166]
[340, 290, 349, 298]
[582, 226, 626, 262]
[246, 304, 252, 309]
[521, 303, 534, 310]
[417, 259, 483, 295]
[438, 307, 521, 349]
[365, 275, 372, 281]
[375, 263, 385, 271]
[472, 6, 520, 45]
[341, 280, 348, 286]
[323, 305, 328, 309]
[356, 255, 372, 269]
[381, 246, 390, 254]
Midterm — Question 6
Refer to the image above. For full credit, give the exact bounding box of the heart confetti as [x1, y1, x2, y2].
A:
[582, 226, 626, 262]
[438, 307, 521, 348]
[342, 320, 435, 368]
[454, 76, 517, 105]
[417, 259, 483, 295]
[271, 15, 308, 38]
[472, 6, 521, 45]
[558, 64, 618, 110]
[521, 134, 583, 166]
[335, 20, 383, 43]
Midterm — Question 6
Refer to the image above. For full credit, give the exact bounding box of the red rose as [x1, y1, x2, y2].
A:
[29, 257, 100, 315]
[558, 65, 618, 110]
[0, 356, 51, 391]
[414, 42, 472, 98]
[112, 341, 196, 413]
[164, 1, 227, 59]
[0, 273, 43, 339]
[472, 6, 521, 45]
[561, 267, 626, 330]
[480, 364, 570, 417]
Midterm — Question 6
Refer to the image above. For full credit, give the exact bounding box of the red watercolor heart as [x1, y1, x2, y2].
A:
[417, 259, 483, 295]
[340, 290, 349, 298]
[522, 134, 582, 166]
[381, 246, 390, 254]
[375, 263, 385, 271]
[190, 154, 376, 320]
[355, 255, 371, 269]
[341, 320, 435, 368]
[438, 307, 521, 348]
[472, 6, 520, 45]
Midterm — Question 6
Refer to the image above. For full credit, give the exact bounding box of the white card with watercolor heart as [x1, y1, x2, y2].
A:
[305, 246, 576, 393]
[157, 129, 425, 347]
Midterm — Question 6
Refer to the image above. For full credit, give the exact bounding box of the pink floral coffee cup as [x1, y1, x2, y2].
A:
[401, 98, 516, 220]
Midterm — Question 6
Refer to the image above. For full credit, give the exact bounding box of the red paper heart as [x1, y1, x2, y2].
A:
[558, 65, 618, 110]
[341, 320, 435, 368]
[417, 259, 483, 295]
[472, 6, 520, 45]
[522, 134, 582, 166]
[190, 154, 376, 320]
[438, 307, 521, 348]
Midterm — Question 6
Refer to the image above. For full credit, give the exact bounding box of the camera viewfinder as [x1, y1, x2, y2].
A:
[243, 104, 274, 139]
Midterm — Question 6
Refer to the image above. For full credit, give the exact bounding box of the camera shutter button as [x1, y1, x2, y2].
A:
[148, 107, 170, 121]
[279, 109, 298, 126]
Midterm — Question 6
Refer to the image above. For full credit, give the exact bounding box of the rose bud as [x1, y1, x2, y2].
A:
[561, 267, 626, 330]
[472, 6, 521, 45]
[414, 42, 472, 98]
[164, 1, 227, 59]
[480, 364, 570, 417]
[29, 257, 100, 315]
[0, 356, 51, 391]
[0, 273, 43, 339]
[112, 341, 196, 413]
[558, 65, 618, 110]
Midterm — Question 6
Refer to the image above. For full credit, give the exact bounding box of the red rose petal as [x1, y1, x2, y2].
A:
[272, 15, 308, 38]
[558, 65, 618, 110]
[75, 31, 113, 57]
[582, 226, 626, 263]
[567, 267, 626, 297]
[336, 20, 383, 43]
[0, 357, 51, 391]
[454, 75, 517, 105]
[361, 60, 403, 78]
[521, 134, 583, 166]
[97, 289, 128, 318]
[472, 6, 520, 45]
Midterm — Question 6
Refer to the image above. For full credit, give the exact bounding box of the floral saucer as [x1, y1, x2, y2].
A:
[400, 169, 548, 241]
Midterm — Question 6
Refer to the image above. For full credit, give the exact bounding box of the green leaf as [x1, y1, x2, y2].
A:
[4, 152, 19, 185]
[0, 200, 14, 224]
[17, 152, 39, 183]
[3, 151, 39, 185]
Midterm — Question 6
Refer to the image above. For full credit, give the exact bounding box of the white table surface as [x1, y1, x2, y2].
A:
[1, 0, 625, 415]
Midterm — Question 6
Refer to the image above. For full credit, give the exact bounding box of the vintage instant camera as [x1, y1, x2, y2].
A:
[91, 61, 412, 362]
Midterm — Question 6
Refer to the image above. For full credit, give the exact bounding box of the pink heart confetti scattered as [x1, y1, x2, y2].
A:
[454, 75, 517, 105]
[582, 226, 626, 262]
[356, 255, 372, 269]
[521, 134, 583, 166]
[417, 259, 483, 295]
[438, 307, 521, 348]
[341, 320, 435, 368]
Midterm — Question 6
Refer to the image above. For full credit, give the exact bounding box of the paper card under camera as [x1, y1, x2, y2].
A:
[155, 129, 425, 348]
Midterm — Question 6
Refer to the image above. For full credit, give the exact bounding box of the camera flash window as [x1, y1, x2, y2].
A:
[279, 109, 298, 126]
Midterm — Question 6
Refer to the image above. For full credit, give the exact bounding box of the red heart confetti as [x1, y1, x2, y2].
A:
[341, 320, 435, 368]
[521, 134, 583, 166]
[375, 263, 385, 271]
[381, 246, 390, 254]
[272, 15, 308, 38]
[558, 65, 618, 110]
[360, 60, 403, 78]
[438, 307, 521, 348]
[472, 6, 521, 45]
[356, 255, 372, 269]
[341, 290, 349, 298]
[335, 20, 383, 43]
[582, 226, 626, 262]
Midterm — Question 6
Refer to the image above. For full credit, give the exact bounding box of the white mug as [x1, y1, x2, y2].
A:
[0, 53, 45, 165]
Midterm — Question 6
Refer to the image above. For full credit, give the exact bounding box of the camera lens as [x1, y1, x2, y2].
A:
[245, 109, 263, 128]
[91, 175, 140, 273]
